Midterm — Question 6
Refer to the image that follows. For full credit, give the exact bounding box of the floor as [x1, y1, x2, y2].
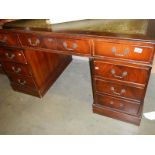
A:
[0, 59, 155, 135]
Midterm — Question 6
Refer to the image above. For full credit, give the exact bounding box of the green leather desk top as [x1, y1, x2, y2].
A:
[2, 19, 155, 41]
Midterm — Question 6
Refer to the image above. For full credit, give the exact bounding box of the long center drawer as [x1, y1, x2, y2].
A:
[18, 33, 91, 55]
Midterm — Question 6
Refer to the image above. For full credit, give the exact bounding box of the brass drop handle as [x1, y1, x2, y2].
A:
[63, 42, 78, 50]
[28, 38, 40, 46]
[110, 101, 114, 105]
[95, 66, 99, 70]
[47, 38, 54, 42]
[12, 66, 21, 73]
[119, 103, 124, 108]
[18, 79, 26, 85]
[112, 47, 129, 57]
[111, 69, 128, 79]
[111, 87, 126, 96]
[0, 36, 7, 43]
[5, 53, 15, 59]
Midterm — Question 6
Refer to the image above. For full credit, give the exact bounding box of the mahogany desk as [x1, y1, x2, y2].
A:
[0, 19, 155, 125]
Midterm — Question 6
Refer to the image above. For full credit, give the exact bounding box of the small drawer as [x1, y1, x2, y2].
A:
[93, 60, 150, 86]
[3, 62, 32, 76]
[95, 78, 145, 101]
[8, 75, 36, 88]
[94, 40, 154, 64]
[0, 30, 20, 46]
[57, 39, 91, 55]
[0, 48, 27, 64]
[96, 94, 140, 115]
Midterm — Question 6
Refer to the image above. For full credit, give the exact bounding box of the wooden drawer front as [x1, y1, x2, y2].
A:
[96, 94, 140, 115]
[95, 79, 145, 101]
[3, 62, 31, 76]
[19, 34, 57, 50]
[94, 41, 154, 64]
[0, 31, 20, 46]
[57, 39, 90, 55]
[0, 48, 27, 64]
[42, 37, 57, 50]
[8, 75, 36, 88]
[19, 34, 43, 48]
[93, 60, 149, 85]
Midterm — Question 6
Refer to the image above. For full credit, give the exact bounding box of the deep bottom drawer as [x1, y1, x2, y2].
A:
[0, 67, 4, 73]
[8, 75, 36, 88]
[0, 62, 4, 73]
[0, 69, 4, 74]
[11, 83, 41, 97]
[95, 94, 140, 115]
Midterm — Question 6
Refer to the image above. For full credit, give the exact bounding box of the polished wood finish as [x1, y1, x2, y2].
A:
[91, 58, 151, 125]
[10, 50, 72, 97]
[10, 56, 72, 97]
[23, 49, 71, 89]
[0, 31, 72, 97]
[1, 19, 155, 125]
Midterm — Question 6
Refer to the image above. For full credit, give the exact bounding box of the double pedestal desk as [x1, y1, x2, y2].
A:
[0, 19, 155, 125]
